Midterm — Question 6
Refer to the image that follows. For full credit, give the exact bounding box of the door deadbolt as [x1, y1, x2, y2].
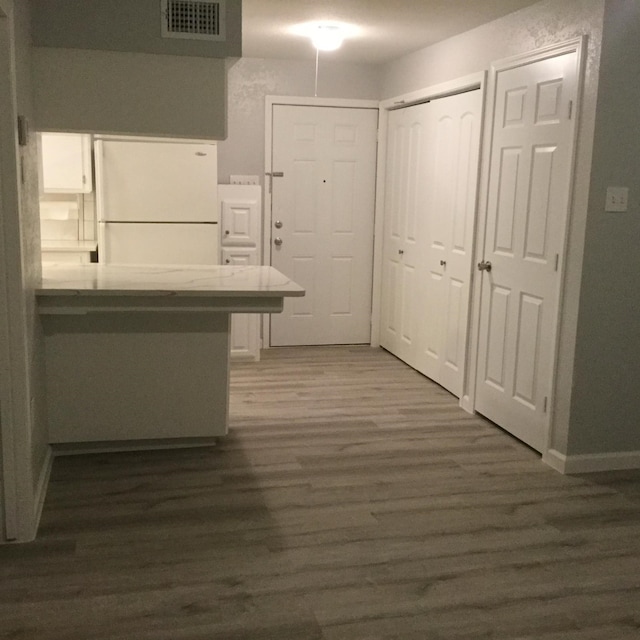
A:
[274, 220, 283, 229]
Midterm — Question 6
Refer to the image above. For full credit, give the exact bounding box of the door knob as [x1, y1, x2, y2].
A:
[274, 220, 283, 229]
[398, 249, 404, 255]
[274, 237, 283, 246]
[477, 260, 492, 272]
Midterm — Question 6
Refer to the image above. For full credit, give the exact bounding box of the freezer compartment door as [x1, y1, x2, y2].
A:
[101, 223, 219, 265]
[96, 140, 218, 223]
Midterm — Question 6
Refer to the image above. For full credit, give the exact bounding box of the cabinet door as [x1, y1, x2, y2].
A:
[222, 247, 260, 360]
[220, 198, 260, 246]
[39, 133, 93, 193]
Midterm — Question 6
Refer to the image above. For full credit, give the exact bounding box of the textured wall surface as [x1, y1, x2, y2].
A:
[217, 57, 380, 184]
[31, 48, 227, 139]
[568, 0, 640, 455]
[29, 0, 242, 59]
[12, 0, 48, 487]
[0, 0, 48, 542]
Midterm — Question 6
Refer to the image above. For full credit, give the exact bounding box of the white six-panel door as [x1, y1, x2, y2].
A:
[270, 105, 379, 346]
[475, 51, 579, 452]
[416, 90, 483, 396]
[380, 91, 482, 398]
[380, 103, 429, 366]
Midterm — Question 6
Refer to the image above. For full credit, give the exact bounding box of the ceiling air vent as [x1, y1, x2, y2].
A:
[161, 0, 226, 41]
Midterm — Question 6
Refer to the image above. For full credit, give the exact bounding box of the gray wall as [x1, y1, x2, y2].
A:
[30, 0, 241, 58]
[0, 0, 48, 541]
[217, 56, 380, 184]
[568, 0, 640, 455]
[29, 0, 237, 138]
[31, 47, 228, 139]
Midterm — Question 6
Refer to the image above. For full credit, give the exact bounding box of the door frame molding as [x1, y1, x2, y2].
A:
[465, 37, 587, 453]
[263, 95, 380, 347]
[0, 4, 36, 543]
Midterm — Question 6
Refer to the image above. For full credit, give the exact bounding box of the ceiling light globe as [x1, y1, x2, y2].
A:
[312, 25, 344, 51]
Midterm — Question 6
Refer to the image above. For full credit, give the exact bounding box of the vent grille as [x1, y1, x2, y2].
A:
[161, 0, 225, 41]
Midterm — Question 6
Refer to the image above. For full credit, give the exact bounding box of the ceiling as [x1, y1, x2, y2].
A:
[241, 0, 543, 65]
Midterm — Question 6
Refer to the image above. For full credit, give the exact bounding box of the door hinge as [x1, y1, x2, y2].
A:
[554, 254, 559, 272]
[568, 100, 574, 120]
[543, 396, 548, 413]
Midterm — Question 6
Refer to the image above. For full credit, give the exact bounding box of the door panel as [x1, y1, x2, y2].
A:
[270, 105, 378, 346]
[380, 91, 482, 397]
[97, 140, 217, 223]
[101, 223, 218, 265]
[380, 105, 428, 366]
[420, 90, 482, 397]
[475, 51, 579, 452]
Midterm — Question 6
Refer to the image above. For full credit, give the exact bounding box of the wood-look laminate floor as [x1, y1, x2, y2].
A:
[2, 346, 640, 639]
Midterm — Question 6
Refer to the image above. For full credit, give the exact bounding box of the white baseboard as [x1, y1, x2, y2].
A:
[544, 448, 640, 474]
[33, 445, 54, 533]
[51, 436, 218, 456]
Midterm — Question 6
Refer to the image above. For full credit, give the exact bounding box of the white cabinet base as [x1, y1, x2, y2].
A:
[230, 313, 260, 361]
[43, 312, 230, 444]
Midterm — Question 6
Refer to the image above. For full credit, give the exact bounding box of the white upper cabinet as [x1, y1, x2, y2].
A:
[39, 133, 93, 194]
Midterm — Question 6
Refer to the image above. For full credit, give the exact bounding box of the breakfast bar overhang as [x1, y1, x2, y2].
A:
[37, 264, 304, 450]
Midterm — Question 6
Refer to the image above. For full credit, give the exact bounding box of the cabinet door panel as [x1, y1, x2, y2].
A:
[39, 133, 93, 193]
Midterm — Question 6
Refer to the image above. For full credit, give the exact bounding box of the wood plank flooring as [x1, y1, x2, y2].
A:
[2, 346, 640, 639]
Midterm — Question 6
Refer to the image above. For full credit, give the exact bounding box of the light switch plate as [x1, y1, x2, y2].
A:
[605, 186, 629, 212]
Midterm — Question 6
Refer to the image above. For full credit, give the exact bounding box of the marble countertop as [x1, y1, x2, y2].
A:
[37, 264, 305, 298]
[41, 240, 98, 253]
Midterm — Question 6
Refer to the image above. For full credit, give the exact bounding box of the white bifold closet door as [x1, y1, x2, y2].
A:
[380, 90, 482, 397]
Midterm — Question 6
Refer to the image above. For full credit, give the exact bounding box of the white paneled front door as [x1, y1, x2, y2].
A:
[270, 105, 379, 346]
[475, 50, 580, 452]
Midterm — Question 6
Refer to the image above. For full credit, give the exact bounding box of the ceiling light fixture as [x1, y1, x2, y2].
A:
[311, 24, 344, 51]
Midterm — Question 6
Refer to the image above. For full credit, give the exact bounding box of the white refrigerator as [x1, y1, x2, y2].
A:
[95, 138, 219, 265]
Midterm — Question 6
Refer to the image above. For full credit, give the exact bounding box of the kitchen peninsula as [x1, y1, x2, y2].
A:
[37, 264, 304, 450]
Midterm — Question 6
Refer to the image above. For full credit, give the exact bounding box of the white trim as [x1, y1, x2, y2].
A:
[379, 71, 484, 111]
[33, 447, 53, 531]
[266, 95, 379, 110]
[545, 36, 588, 456]
[543, 449, 640, 474]
[465, 37, 586, 455]
[0, 6, 20, 543]
[263, 95, 381, 348]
